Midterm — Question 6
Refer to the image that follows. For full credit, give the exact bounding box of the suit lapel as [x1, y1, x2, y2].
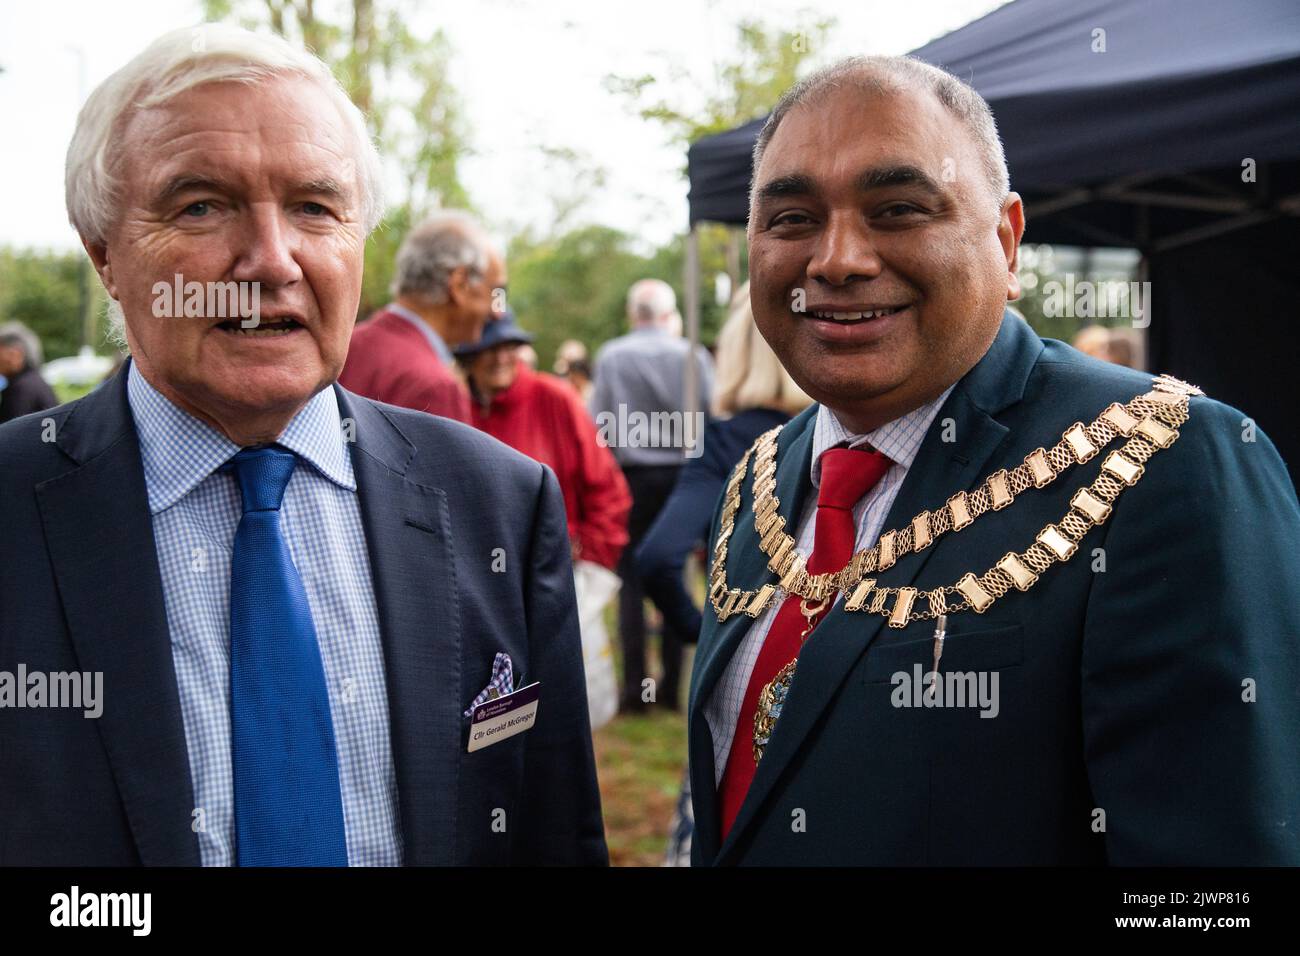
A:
[687, 407, 818, 862]
[35, 368, 201, 865]
[336, 388, 462, 866]
[690, 408, 818, 709]
[715, 310, 1043, 864]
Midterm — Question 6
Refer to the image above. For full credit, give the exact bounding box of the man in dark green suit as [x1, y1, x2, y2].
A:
[688, 55, 1300, 866]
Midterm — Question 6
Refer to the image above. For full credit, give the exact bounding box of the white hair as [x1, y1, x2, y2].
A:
[65, 23, 386, 248]
[391, 211, 492, 304]
[627, 279, 679, 328]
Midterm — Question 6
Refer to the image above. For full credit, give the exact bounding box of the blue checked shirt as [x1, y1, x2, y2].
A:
[705, 387, 954, 783]
[127, 362, 404, 865]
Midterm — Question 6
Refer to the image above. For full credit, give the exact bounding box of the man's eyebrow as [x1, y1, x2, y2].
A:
[756, 166, 947, 205]
[151, 175, 352, 207]
[857, 164, 945, 195]
[296, 178, 350, 200]
[152, 174, 236, 206]
[755, 174, 816, 203]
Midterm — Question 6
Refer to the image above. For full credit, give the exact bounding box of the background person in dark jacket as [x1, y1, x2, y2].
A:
[0, 322, 58, 423]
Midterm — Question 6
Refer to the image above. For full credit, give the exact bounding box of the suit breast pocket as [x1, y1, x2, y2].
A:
[863, 623, 1024, 683]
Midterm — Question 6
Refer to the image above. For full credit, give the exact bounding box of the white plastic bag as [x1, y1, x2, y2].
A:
[572, 559, 621, 730]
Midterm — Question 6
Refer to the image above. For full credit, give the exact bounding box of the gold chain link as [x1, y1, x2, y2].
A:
[708, 374, 1201, 628]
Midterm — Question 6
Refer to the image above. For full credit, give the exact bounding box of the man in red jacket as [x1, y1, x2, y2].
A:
[457, 317, 631, 570]
[341, 211, 506, 422]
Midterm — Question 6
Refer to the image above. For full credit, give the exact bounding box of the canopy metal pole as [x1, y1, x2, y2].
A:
[1136, 203, 1151, 373]
[684, 224, 701, 417]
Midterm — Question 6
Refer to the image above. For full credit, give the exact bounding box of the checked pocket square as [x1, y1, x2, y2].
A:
[463, 652, 515, 718]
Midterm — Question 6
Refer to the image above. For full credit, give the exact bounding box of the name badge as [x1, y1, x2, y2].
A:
[467, 682, 540, 752]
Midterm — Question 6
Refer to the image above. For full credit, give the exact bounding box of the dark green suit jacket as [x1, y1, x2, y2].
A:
[688, 310, 1300, 866]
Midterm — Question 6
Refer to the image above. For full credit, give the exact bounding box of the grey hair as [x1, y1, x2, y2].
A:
[750, 55, 1010, 214]
[391, 211, 493, 304]
[0, 321, 44, 369]
[65, 23, 386, 248]
[626, 278, 678, 328]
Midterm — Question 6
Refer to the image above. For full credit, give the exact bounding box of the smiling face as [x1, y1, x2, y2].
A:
[748, 83, 1024, 433]
[468, 342, 522, 399]
[85, 73, 366, 444]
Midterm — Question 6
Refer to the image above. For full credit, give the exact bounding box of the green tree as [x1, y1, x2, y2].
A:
[508, 225, 654, 371]
[0, 248, 109, 361]
[605, 15, 833, 326]
[605, 16, 832, 147]
[506, 225, 729, 373]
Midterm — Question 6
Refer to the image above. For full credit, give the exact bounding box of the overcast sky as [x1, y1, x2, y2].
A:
[0, 0, 1006, 252]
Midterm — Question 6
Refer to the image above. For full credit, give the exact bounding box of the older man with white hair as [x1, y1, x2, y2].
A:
[590, 278, 714, 713]
[340, 210, 506, 422]
[0, 23, 605, 867]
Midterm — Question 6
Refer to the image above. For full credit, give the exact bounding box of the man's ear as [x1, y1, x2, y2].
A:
[82, 237, 117, 300]
[999, 192, 1026, 301]
[446, 265, 470, 307]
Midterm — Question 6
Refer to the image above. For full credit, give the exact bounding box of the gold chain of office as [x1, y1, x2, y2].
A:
[707, 374, 1202, 629]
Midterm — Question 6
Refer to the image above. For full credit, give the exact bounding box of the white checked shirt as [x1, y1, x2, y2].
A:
[705, 387, 955, 784]
[127, 362, 404, 865]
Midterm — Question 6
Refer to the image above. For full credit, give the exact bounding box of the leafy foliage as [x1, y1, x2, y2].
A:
[0, 248, 109, 360]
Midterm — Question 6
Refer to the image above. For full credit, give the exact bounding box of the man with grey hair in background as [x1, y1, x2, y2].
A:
[0, 23, 605, 867]
[339, 211, 506, 423]
[0, 321, 58, 423]
[590, 278, 714, 713]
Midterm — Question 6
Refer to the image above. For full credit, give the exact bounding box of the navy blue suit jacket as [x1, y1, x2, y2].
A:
[688, 311, 1300, 866]
[0, 366, 608, 866]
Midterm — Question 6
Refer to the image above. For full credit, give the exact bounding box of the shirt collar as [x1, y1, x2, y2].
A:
[127, 360, 355, 515]
[388, 302, 454, 367]
[810, 383, 956, 488]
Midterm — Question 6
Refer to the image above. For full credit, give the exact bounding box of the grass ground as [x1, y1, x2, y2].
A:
[589, 601, 694, 866]
[592, 705, 688, 866]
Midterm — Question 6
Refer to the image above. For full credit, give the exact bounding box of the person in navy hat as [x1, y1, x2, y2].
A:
[457, 315, 631, 573]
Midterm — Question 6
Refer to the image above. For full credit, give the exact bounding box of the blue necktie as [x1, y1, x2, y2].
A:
[226, 446, 348, 867]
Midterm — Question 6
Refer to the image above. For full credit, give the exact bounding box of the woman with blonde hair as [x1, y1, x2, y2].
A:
[709, 285, 811, 421]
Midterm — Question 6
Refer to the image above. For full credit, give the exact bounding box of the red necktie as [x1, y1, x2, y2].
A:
[717, 445, 892, 839]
